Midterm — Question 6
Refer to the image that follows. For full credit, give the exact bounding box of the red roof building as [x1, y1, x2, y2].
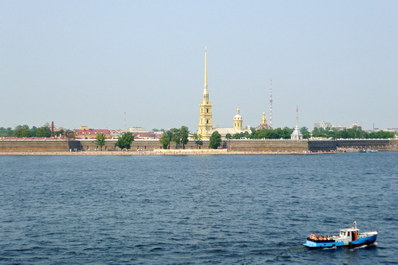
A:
[74, 126, 111, 139]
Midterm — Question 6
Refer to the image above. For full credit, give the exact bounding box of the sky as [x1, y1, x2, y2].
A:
[1, 0, 397, 131]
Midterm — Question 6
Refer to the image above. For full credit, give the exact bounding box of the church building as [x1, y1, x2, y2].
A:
[197, 48, 250, 139]
[256, 112, 272, 130]
[208, 108, 251, 138]
[291, 107, 303, 140]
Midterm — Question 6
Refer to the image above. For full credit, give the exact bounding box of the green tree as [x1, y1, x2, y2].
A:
[252, 129, 270, 139]
[115, 132, 134, 150]
[312, 127, 331, 138]
[232, 133, 240, 139]
[36, 126, 52, 137]
[13, 125, 30, 137]
[169, 128, 181, 148]
[95, 133, 107, 151]
[29, 126, 37, 137]
[225, 133, 232, 139]
[0, 127, 13, 137]
[300, 127, 311, 138]
[281, 127, 294, 139]
[232, 132, 247, 139]
[64, 130, 75, 139]
[160, 131, 173, 149]
[193, 133, 203, 149]
[269, 128, 282, 139]
[209, 131, 222, 149]
[55, 129, 65, 137]
[179, 126, 189, 149]
[374, 131, 395, 138]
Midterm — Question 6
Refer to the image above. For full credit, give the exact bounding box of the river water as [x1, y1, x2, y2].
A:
[1, 152, 397, 264]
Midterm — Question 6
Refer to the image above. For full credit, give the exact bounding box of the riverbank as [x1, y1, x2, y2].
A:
[0, 149, 339, 156]
[2, 139, 396, 153]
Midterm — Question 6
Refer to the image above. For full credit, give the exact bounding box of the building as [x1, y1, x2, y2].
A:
[256, 112, 272, 130]
[291, 125, 303, 140]
[291, 107, 303, 141]
[74, 126, 111, 139]
[196, 48, 263, 139]
[127, 127, 146, 133]
[133, 131, 163, 140]
[209, 108, 251, 138]
[314, 121, 332, 129]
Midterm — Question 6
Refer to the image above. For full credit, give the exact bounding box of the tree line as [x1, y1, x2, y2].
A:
[225, 126, 394, 140]
[312, 126, 394, 139]
[226, 127, 302, 140]
[0, 124, 65, 138]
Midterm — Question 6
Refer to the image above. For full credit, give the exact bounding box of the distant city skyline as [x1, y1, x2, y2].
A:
[1, 1, 397, 131]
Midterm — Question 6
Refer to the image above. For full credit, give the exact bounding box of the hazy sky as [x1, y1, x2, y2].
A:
[1, 0, 397, 131]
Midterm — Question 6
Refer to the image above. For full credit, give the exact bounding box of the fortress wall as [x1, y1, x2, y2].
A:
[336, 139, 391, 150]
[308, 140, 337, 152]
[387, 139, 398, 151]
[0, 140, 71, 152]
[1, 138, 396, 153]
[77, 139, 206, 151]
[226, 139, 309, 152]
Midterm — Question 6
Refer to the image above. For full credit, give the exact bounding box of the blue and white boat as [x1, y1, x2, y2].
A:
[304, 222, 377, 248]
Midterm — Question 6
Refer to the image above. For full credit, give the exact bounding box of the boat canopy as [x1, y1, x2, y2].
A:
[339, 227, 360, 241]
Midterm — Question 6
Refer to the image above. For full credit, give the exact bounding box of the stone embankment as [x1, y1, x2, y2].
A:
[0, 149, 318, 156]
[1, 138, 397, 154]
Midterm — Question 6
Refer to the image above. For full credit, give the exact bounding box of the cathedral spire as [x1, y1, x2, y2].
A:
[198, 47, 213, 139]
[204, 46, 208, 90]
[203, 47, 209, 99]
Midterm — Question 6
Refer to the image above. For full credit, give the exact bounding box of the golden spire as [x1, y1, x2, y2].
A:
[261, 112, 267, 125]
[198, 47, 213, 139]
[203, 47, 209, 99]
[204, 46, 208, 90]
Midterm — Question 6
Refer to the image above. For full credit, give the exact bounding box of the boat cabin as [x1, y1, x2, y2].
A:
[339, 227, 359, 241]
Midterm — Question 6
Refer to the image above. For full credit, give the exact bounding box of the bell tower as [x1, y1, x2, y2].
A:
[197, 47, 213, 138]
[233, 108, 243, 130]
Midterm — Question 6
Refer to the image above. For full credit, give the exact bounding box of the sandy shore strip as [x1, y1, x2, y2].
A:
[0, 149, 335, 156]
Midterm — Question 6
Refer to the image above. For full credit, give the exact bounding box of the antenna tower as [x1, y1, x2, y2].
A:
[123, 112, 127, 130]
[269, 80, 273, 128]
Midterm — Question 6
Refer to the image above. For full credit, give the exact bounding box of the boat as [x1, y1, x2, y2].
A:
[359, 149, 378, 153]
[304, 221, 377, 248]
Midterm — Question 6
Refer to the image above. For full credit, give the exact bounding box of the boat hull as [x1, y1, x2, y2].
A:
[304, 234, 377, 248]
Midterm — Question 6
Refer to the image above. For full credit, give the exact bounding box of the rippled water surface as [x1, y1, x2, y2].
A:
[1, 152, 397, 264]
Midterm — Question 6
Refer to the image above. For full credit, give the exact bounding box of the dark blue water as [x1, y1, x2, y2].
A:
[1, 152, 397, 264]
